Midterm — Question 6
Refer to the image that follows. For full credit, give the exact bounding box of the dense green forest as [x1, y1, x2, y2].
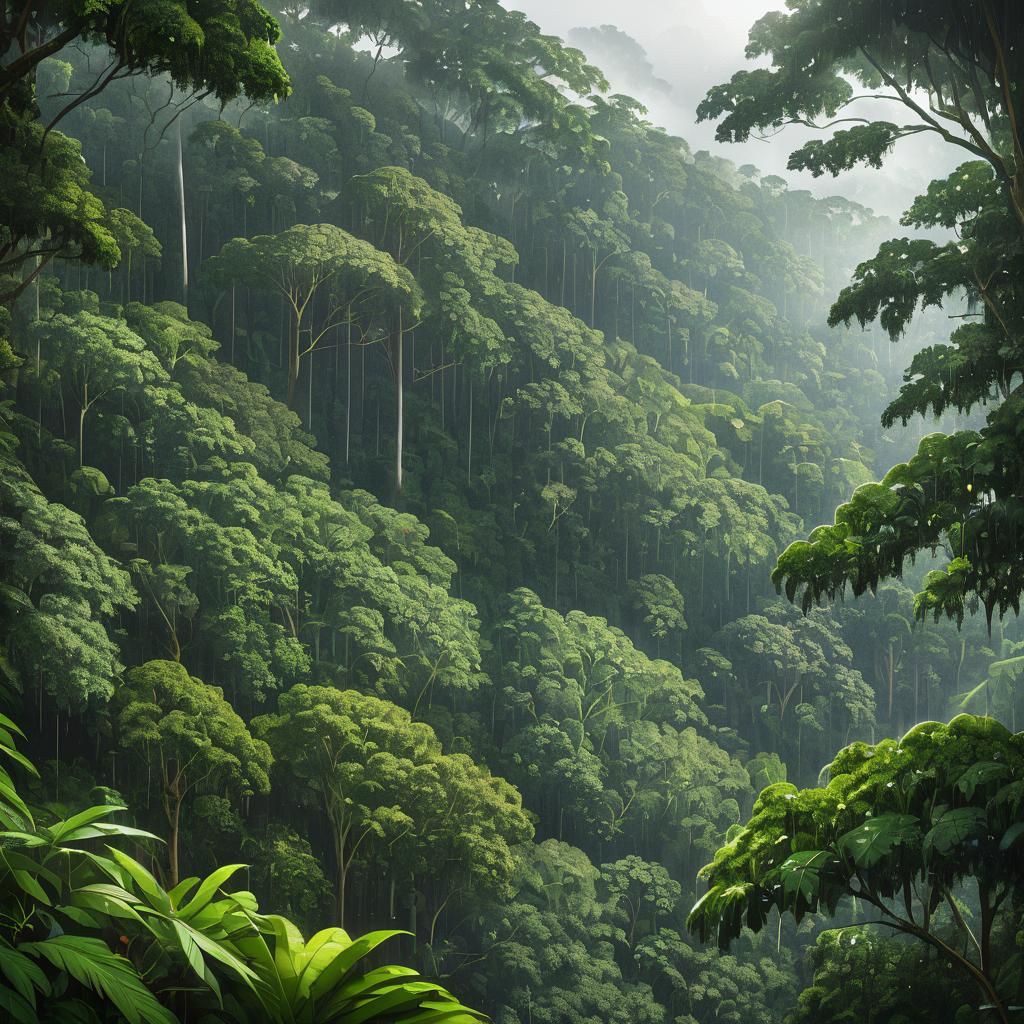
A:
[1, 0, 1023, 1020]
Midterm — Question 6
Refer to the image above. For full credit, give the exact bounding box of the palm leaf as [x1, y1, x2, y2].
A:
[307, 929, 409, 1002]
[108, 848, 172, 914]
[0, 938, 48, 1008]
[22, 935, 178, 1024]
[177, 863, 248, 920]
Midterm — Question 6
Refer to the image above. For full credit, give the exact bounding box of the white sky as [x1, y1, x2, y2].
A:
[505, 0, 961, 218]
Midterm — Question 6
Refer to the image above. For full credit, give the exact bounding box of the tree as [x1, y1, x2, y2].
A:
[114, 659, 272, 885]
[688, 715, 1024, 1023]
[699, 2, 1024, 230]
[30, 310, 165, 466]
[635, 928, 796, 1024]
[708, 606, 875, 776]
[600, 856, 681, 950]
[0, 0, 289, 302]
[253, 685, 530, 927]
[626, 573, 684, 651]
[789, 928, 972, 1024]
[700, 1, 1024, 623]
[107, 208, 161, 304]
[0, 451, 136, 708]
[207, 223, 419, 410]
[465, 839, 665, 1024]
[1, 0, 289, 116]
[349, 166, 509, 492]
[125, 300, 216, 373]
[308, 0, 605, 149]
[0, 110, 120, 303]
[250, 825, 332, 934]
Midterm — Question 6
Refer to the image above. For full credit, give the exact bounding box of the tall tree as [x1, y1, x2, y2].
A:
[29, 310, 165, 466]
[688, 715, 1024, 1023]
[0, 0, 289, 303]
[115, 660, 272, 884]
[206, 223, 419, 410]
[700, 0, 1024, 623]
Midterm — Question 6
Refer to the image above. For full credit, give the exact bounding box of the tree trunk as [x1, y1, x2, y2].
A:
[590, 252, 598, 328]
[395, 306, 404, 494]
[888, 641, 895, 721]
[286, 309, 301, 408]
[560, 238, 567, 308]
[467, 378, 473, 486]
[334, 821, 349, 925]
[168, 783, 182, 887]
[78, 382, 87, 467]
[345, 313, 352, 464]
[176, 120, 189, 305]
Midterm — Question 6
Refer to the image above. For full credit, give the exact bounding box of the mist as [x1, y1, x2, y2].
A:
[506, 0, 959, 219]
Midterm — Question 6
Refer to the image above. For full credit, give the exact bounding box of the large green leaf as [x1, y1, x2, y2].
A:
[307, 929, 409, 1002]
[837, 813, 920, 868]
[0, 983, 38, 1024]
[49, 805, 130, 844]
[177, 863, 248, 920]
[923, 807, 988, 857]
[108, 848, 172, 914]
[955, 762, 1009, 800]
[22, 935, 178, 1024]
[776, 849, 834, 905]
[331, 980, 466, 1024]
[0, 938, 48, 1009]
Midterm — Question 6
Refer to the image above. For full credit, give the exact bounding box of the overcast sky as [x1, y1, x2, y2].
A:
[504, 0, 959, 219]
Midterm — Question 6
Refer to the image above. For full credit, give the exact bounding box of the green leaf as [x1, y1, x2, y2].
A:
[50, 805, 129, 843]
[308, 929, 409, 1002]
[68, 883, 145, 923]
[107, 848, 171, 914]
[923, 807, 987, 857]
[0, 938, 49, 1008]
[955, 761, 1009, 800]
[167, 876, 201, 908]
[22, 935, 178, 1024]
[0, 983, 38, 1024]
[837, 813, 920, 868]
[177, 863, 248, 921]
[999, 822, 1024, 851]
[11, 868, 50, 905]
[169, 916, 259, 988]
[776, 849, 833, 904]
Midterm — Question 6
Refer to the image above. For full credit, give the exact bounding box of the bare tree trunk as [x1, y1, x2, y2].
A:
[176, 120, 189, 305]
[168, 783, 182, 887]
[78, 382, 87, 467]
[345, 313, 352, 464]
[395, 307, 404, 493]
[467, 378, 473, 486]
[286, 310, 301, 408]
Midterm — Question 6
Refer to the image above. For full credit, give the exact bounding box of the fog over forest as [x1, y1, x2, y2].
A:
[508, 0, 961, 216]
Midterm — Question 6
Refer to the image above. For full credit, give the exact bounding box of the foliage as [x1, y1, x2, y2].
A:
[702, 0, 1024, 622]
[0, 709, 484, 1024]
[688, 715, 1024, 1021]
[4, 0, 1019, 1019]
